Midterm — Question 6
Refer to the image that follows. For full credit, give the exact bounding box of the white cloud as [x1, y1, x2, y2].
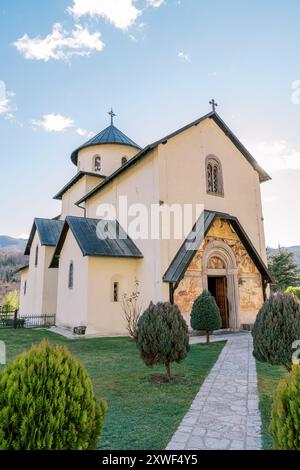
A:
[32, 114, 74, 132]
[129, 34, 137, 42]
[68, 0, 141, 30]
[13, 23, 105, 62]
[247, 140, 300, 172]
[76, 127, 95, 138]
[146, 0, 165, 6]
[0, 80, 17, 119]
[178, 51, 190, 62]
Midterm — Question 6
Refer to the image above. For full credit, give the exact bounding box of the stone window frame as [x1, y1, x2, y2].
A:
[202, 240, 240, 330]
[205, 155, 224, 197]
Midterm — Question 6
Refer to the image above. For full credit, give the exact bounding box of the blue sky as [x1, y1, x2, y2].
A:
[1, 0, 300, 247]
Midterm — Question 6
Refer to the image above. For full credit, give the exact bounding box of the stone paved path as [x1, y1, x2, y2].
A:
[166, 334, 262, 450]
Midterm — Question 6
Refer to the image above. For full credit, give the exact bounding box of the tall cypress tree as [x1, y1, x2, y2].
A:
[268, 249, 300, 292]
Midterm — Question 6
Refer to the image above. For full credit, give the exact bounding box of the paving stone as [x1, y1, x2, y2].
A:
[166, 334, 262, 451]
[205, 437, 230, 450]
[177, 425, 193, 434]
[229, 440, 246, 450]
[172, 432, 190, 445]
[186, 436, 205, 449]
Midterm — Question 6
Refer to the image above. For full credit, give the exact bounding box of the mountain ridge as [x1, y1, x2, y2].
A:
[0, 236, 27, 253]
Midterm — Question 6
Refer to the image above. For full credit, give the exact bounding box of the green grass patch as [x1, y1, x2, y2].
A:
[0, 329, 225, 450]
[256, 360, 287, 450]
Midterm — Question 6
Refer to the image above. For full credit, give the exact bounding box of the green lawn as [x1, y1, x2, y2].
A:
[0, 329, 224, 450]
[256, 361, 287, 450]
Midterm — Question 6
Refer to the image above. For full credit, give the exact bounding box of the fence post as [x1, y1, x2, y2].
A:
[14, 309, 18, 329]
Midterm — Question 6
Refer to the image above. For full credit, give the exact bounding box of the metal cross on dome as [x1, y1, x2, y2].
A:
[209, 99, 218, 112]
[108, 108, 116, 125]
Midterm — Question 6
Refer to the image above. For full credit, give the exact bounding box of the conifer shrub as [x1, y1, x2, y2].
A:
[252, 292, 300, 369]
[0, 340, 107, 450]
[270, 365, 300, 450]
[190, 290, 222, 344]
[136, 302, 189, 381]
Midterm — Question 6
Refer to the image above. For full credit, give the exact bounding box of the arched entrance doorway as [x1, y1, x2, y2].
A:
[202, 240, 240, 330]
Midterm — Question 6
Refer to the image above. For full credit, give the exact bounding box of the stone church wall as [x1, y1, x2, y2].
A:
[174, 219, 264, 327]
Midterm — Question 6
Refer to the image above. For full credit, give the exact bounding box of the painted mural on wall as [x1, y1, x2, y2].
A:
[174, 218, 264, 324]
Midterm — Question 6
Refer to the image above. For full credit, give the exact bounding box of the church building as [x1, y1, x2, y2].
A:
[19, 105, 272, 335]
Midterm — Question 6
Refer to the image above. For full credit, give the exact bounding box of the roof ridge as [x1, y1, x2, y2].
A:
[76, 111, 271, 205]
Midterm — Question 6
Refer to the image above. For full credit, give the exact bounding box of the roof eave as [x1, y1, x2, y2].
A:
[71, 141, 142, 166]
[163, 210, 272, 284]
[210, 113, 271, 183]
[53, 171, 106, 200]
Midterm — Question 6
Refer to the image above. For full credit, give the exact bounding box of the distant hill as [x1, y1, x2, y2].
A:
[267, 246, 300, 265]
[0, 236, 27, 252]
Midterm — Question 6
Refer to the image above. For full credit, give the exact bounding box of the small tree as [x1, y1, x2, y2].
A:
[122, 278, 143, 340]
[286, 286, 300, 301]
[2, 290, 19, 313]
[268, 249, 300, 292]
[136, 302, 189, 381]
[190, 290, 222, 344]
[270, 365, 300, 450]
[0, 340, 107, 450]
[252, 292, 300, 369]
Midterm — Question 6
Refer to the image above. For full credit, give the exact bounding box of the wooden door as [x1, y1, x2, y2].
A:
[215, 277, 229, 329]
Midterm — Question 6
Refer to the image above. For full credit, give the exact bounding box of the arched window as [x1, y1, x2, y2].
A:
[68, 261, 74, 289]
[24, 280, 27, 296]
[121, 156, 128, 166]
[34, 245, 39, 267]
[206, 155, 224, 196]
[94, 156, 101, 172]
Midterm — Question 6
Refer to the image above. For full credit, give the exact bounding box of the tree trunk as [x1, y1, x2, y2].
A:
[166, 362, 172, 382]
[206, 330, 210, 345]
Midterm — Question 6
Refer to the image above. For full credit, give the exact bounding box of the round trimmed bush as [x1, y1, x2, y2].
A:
[136, 302, 189, 381]
[270, 365, 300, 450]
[0, 340, 107, 450]
[252, 292, 300, 369]
[190, 290, 222, 344]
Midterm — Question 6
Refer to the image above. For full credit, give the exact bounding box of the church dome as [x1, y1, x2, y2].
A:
[71, 122, 141, 166]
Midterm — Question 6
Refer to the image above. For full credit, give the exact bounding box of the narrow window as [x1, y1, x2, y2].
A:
[206, 156, 224, 196]
[34, 245, 39, 267]
[121, 156, 128, 166]
[24, 280, 27, 296]
[68, 261, 74, 289]
[113, 282, 119, 302]
[94, 156, 101, 172]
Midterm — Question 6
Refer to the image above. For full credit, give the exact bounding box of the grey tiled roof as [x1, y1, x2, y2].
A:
[71, 125, 141, 165]
[24, 218, 64, 255]
[50, 216, 143, 268]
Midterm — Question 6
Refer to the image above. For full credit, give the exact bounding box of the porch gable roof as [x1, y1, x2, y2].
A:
[163, 210, 272, 285]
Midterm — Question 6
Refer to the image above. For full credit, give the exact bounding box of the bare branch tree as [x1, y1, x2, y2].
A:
[122, 278, 143, 340]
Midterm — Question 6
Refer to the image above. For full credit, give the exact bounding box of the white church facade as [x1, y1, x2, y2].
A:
[19, 107, 272, 335]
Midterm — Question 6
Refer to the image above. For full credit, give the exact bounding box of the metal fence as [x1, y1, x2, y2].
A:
[0, 309, 56, 329]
